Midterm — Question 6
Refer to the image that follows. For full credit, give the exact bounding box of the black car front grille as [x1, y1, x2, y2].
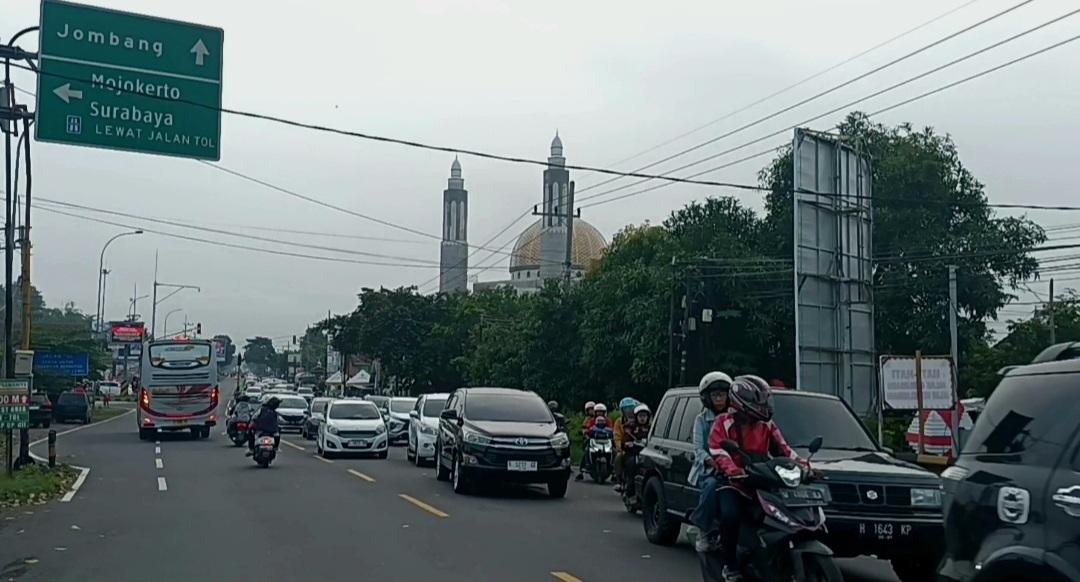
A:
[827, 482, 913, 510]
[338, 430, 377, 438]
[280, 415, 304, 424]
[475, 447, 559, 467]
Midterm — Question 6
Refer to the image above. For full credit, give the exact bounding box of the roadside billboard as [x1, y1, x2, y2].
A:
[110, 321, 145, 343]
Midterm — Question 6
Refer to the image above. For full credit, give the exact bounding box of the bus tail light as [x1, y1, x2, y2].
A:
[140, 388, 150, 410]
[211, 386, 220, 407]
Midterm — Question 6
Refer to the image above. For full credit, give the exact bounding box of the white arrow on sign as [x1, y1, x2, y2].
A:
[53, 83, 83, 104]
[190, 39, 210, 66]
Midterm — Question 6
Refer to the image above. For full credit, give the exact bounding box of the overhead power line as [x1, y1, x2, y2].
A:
[579, 28, 1080, 210]
[600, 0, 986, 171]
[37, 206, 444, 269]
[576, 0, 1033, 197]
[36, 197, 440, 265]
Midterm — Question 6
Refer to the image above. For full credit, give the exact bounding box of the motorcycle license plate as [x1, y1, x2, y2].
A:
[507, 460, 538, 471]
[858, 521, 913, 541]
[778, 486, 829, 507]
[347, 440, 368, 448]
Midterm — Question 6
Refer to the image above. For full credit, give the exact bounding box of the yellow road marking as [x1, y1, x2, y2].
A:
[313, 454, 334, 464]
[347, 469, 376, 483]
[398, 494, 449, 518]
[281, 440, 305, 451]
[551, 573, 585, 582]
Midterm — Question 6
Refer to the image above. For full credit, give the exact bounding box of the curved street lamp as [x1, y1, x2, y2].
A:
[96, 230, 143, 330]
[162, 308, 183, 338]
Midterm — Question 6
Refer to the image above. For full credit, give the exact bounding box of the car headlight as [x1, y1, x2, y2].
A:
[327, 425, 339, 435]
[550, 433, 570, 448]
[418, 424, 436, 435]
[375, 424, 386, 434]
[463, 430, 491, 446]
[775, 465, 803, 488]
[910, 487, 943, 507]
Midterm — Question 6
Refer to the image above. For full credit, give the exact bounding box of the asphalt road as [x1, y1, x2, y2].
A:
[0, 380, 899, 582]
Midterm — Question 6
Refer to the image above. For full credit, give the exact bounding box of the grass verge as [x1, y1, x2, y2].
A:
[0, 463, 79, 509]
[91, 406, 131, 423]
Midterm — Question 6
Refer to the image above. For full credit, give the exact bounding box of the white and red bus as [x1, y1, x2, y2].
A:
[137, 338, 220, 440]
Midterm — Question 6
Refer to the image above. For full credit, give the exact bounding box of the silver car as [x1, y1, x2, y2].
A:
[387, 397, 417, 444]
[274, 395, 309, 433]
[301, 397, 331, 440]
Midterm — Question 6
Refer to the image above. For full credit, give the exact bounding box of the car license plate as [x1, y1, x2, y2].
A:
[347, 439, 368, 448]
[507, 460, 538, 472]
[858, 521, 913, 540]
[779, 486, 829, 506]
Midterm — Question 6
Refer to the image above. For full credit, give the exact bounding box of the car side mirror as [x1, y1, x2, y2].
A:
[409, 410, 419, 419]
[808, 436, 823, 455]
[440, 409, 458, 421]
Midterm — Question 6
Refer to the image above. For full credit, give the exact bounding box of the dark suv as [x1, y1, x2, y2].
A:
[54, 390, 93, 424]
[939, 359, 1080, 582]
[637, 386, 944, 582]
[435, 388, 571, 498]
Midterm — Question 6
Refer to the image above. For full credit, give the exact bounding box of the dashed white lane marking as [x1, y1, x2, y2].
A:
[154, 446, 161, 454]
[157, 477, 168, 492]
[313, 455, 334, 464]
[155, 458, 164, 470]
[347, 469, 375, 483]
[280, 439, 305, 451]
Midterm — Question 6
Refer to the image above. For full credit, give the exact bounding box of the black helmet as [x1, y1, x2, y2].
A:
[729, 375, 773, 422]
[265, 396, 281, 409]
[547, 400, 559, 412]
[698, 371, 733, 409]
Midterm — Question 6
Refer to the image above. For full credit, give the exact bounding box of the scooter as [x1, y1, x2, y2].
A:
[698, 436, 841, 582]
[251, 431, 279, 468]
[620, 440, 645, 513]
[227, 418, 250, 447]
[587, 435, 614, 484]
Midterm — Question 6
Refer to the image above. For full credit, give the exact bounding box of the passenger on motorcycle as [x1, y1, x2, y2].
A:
[708, 375, 809, 582]
[689, 371, 733, 553]
[246, 396, 282, 456]
[612, 397, 639, 491]
[577, 403, 608, 480]
[586, 415, 613, 439]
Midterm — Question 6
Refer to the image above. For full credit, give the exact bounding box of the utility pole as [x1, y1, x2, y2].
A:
[948, 265, 960, 457]
[1049, 278, 1056, 345]
[564, 181, 575, 284]
[667, 257, 677, 388]
[16, 115, 31, 466]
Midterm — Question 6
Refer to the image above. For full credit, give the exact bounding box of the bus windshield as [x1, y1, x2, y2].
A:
[149, 343, 213, 369]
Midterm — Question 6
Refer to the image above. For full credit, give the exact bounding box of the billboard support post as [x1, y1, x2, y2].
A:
[915, 351, 925, 456]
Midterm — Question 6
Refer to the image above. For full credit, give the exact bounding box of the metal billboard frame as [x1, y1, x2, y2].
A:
[792, 128, 876, 416]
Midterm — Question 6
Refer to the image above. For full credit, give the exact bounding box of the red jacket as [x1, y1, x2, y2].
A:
[707, 412, 805, 479]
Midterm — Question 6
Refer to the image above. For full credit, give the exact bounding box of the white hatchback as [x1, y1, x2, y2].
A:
[317, 400, 388, 459]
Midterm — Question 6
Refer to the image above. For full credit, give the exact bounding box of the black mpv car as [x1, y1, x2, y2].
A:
[435, 388, 572, 498]
[637, 386, 944, 582]
[939, 358, 1080, 582]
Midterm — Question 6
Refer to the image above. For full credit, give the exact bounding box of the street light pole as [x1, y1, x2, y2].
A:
[162, 308, 182, 338]
[95, 230, 142, 331]
[151, 280, 200, 338]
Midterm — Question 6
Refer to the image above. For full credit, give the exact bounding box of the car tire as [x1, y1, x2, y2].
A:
[804, 554, 842, 582]
[377, 450, 388, 460]
[451, 454, 471, 494]
[890, 558, 939, 582]
[435, 443, 451, 481]
[642, 476, 680, 546]
[414, 448, 425, 467]
[139, 428, 151, 441]
[547, 478, 568, 499]
[406, 443, 415, 462]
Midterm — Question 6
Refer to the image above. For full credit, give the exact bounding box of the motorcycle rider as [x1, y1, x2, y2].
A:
[612, 397, 639, 492]
[689, 371, 733, 553]
[577, 403, 608, 480]
[246, 396, 281, 456]
[619, 403, 652, 493]
[547, 400, 567, 433]
[708, 375, 809, 582]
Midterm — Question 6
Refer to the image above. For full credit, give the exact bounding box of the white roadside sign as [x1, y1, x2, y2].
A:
[880, 356, 955, 410]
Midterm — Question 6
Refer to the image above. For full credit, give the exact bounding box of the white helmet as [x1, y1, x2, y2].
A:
[594, 403, 607, 414]
[699, 371, 733, 407]
[634, 403, 651, 416]
[585, 401, 596, 411]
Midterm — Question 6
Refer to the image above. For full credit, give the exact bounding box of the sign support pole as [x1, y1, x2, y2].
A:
[915, 350, 925, 456]
[948, 266, 960, 457]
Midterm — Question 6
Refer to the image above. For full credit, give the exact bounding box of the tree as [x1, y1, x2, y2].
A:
[243, 336, 279, 376]
[298, 327, 327, 375]
[759, 113, 1045, 391]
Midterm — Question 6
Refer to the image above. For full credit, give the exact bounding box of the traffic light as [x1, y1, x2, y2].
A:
[293, 335, 297, 344]
[196, 323, 202, 335]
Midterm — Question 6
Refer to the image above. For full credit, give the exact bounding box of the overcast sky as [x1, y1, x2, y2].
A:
[2, 0, 1079, 345]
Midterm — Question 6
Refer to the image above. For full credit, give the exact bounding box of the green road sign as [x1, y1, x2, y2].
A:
[0, 382, 30, 431]
[35, 0, 224, 160]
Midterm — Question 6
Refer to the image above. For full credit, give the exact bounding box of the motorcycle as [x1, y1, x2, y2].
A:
[586, 435, 614, 484]
[251, 431, 279, 468]
[699, 436, 841, 582]
[227, 417, 250, 447]
[620, 439, 646, 513]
